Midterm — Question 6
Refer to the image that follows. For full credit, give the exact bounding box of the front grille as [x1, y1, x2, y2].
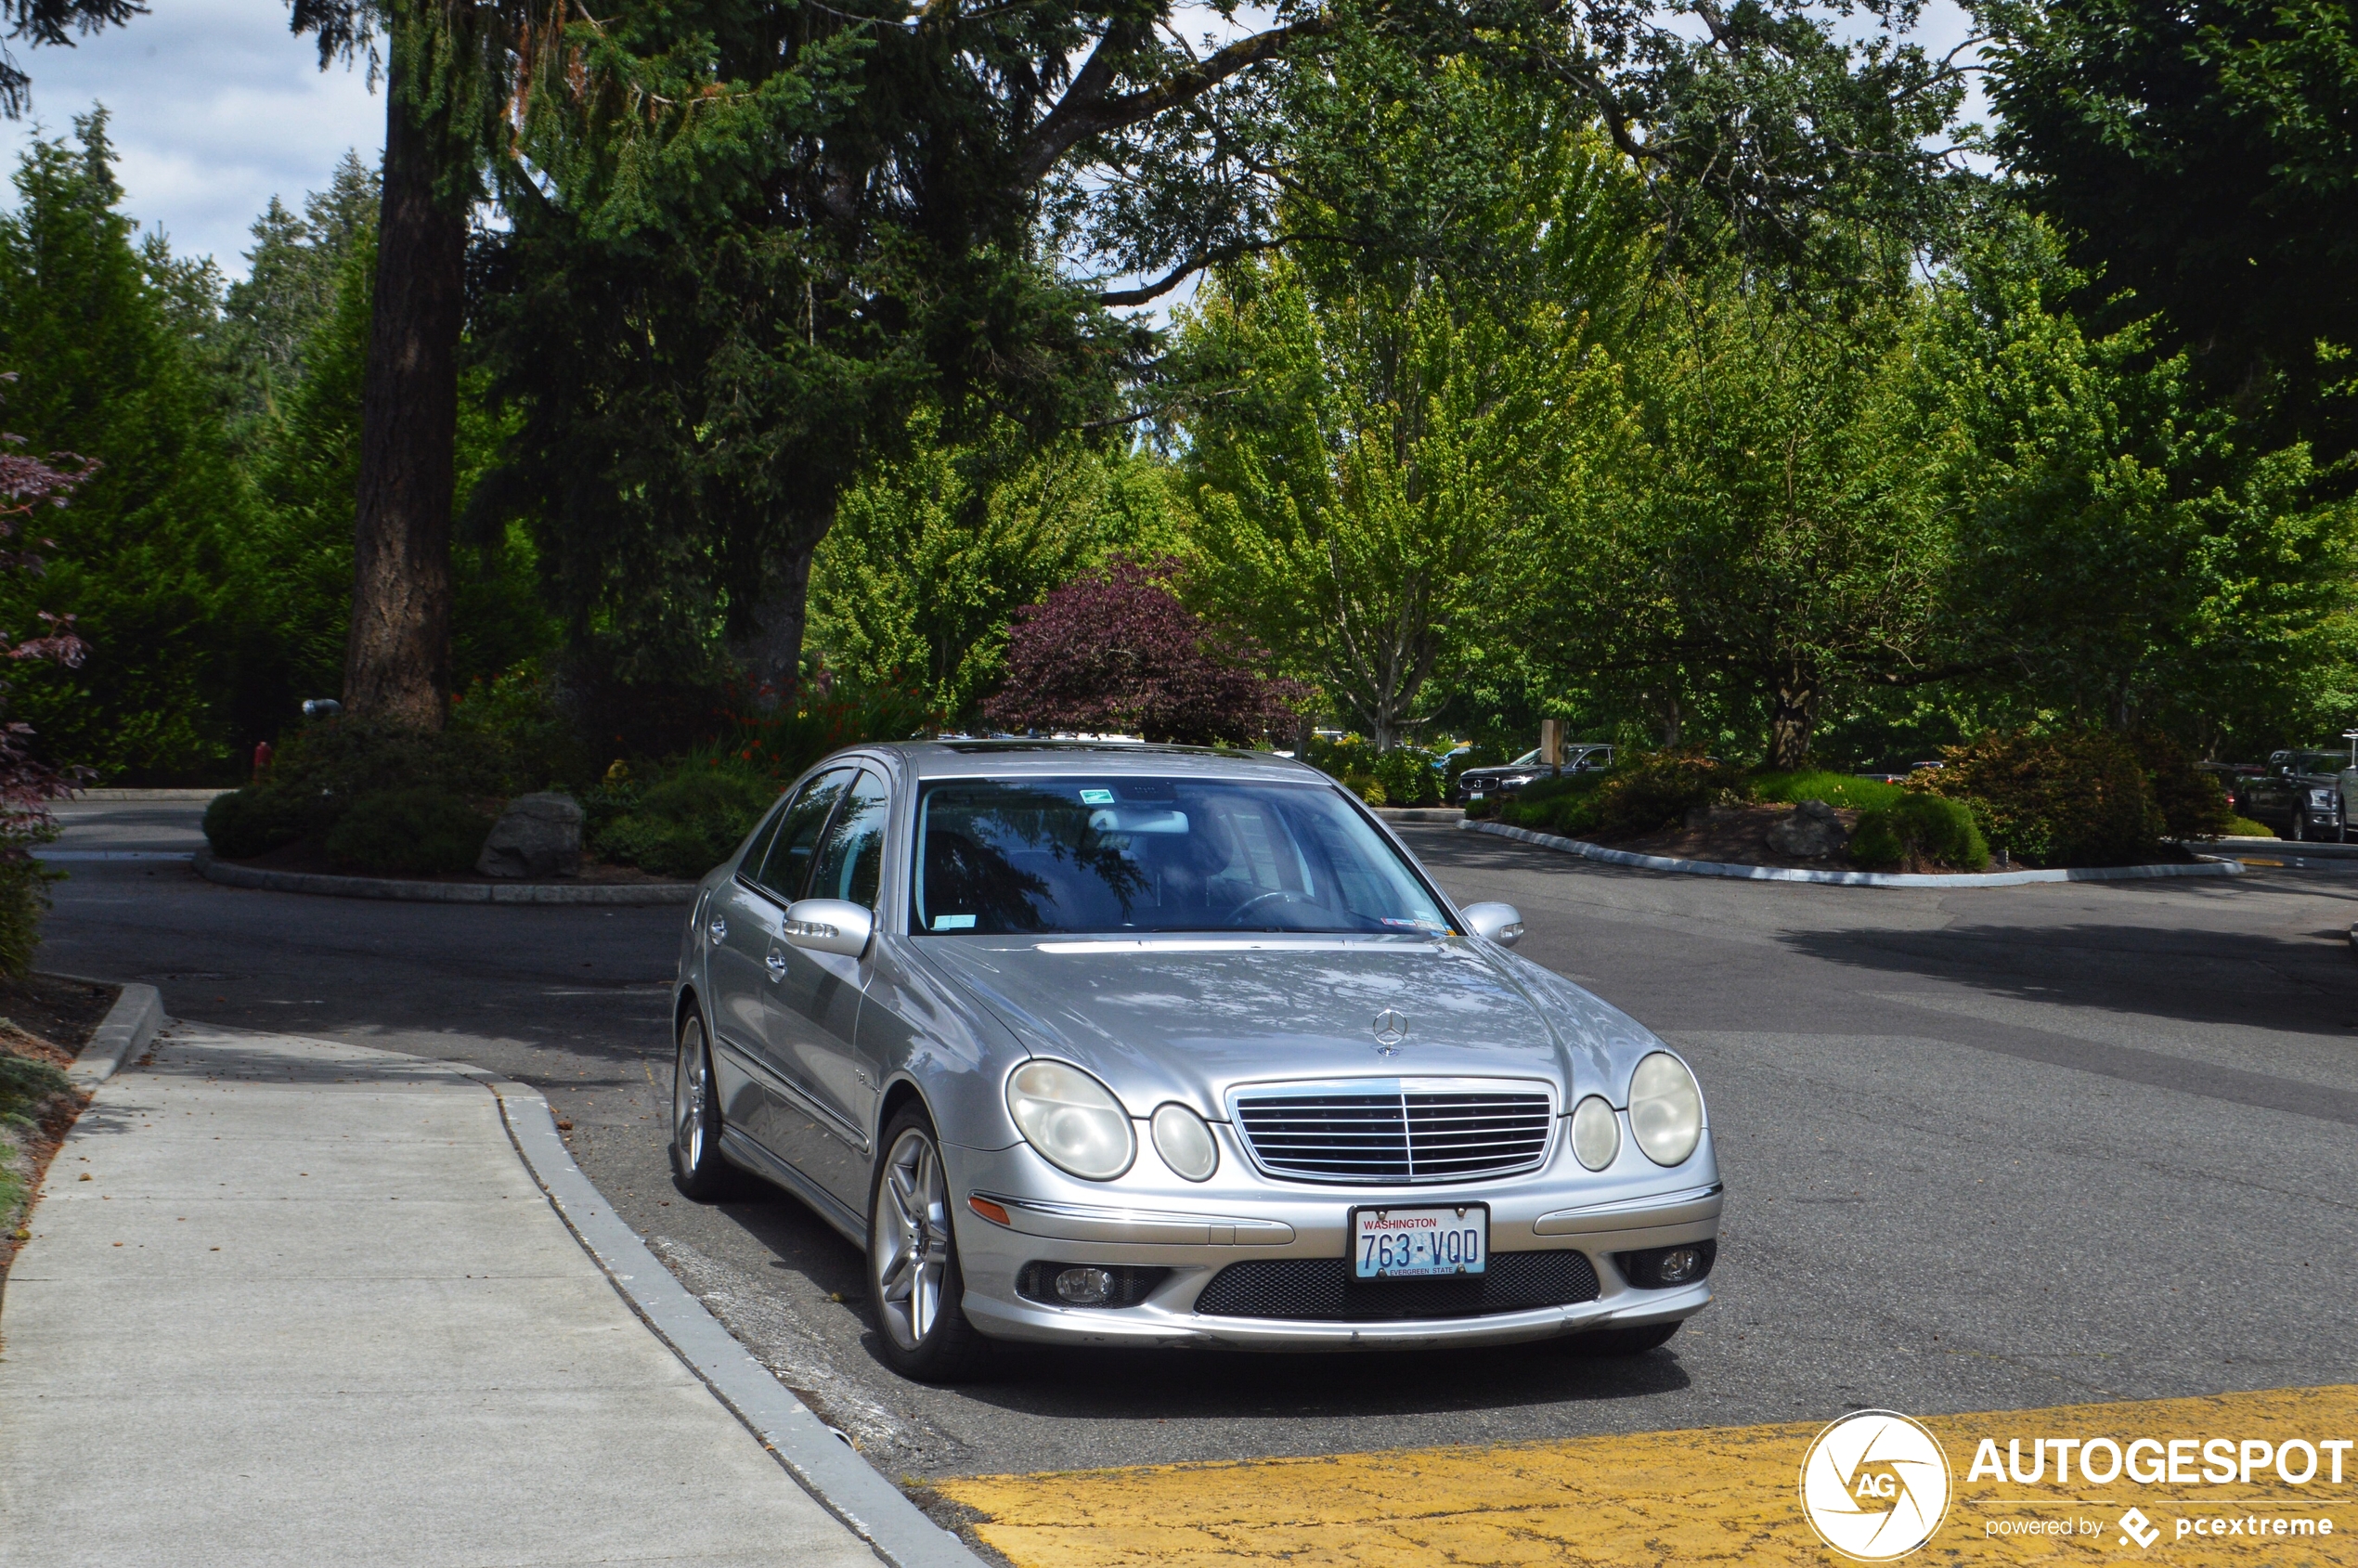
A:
[1231, 1083, 1554, 1183]
[1192, 1251, 1600, 1321]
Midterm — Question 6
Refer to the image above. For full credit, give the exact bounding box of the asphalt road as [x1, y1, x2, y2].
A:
[42, 801, 2358, 1486]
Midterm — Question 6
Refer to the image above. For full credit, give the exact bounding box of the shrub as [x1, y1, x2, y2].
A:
[1750, 769, 1908, 813]
[202, 786, 309, 859]
[1914, 730, 2165, 867]
[595, 761, 778, 879]
[1848, 794, 1989, 872]
[2224, 813, 2273, 837]
[1372, 747, 1441, 807]
[0, 857, 59, 980]
[1498, 772, 1606, 836]
[2128, 732, 2234, 841]
[320, 788, 493, 875]
[1587, 750, 1750, 837]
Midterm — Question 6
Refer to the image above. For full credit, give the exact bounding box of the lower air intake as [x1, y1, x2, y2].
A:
[1191, 1250, 1600, 1321]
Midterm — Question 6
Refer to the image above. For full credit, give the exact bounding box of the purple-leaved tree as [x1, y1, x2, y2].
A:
[984, 557, 1308, 745]
[0, 374, 93, 974]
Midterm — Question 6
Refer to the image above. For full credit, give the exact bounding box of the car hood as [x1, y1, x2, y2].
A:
[910, 935, 1627, 1118]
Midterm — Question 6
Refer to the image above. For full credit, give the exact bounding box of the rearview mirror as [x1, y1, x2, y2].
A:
[784, 898, 875, 959]
[1461, 901, 1524, 948]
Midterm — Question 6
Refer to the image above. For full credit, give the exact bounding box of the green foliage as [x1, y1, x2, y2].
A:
[1185, 258, 1619, 749]
[0, 113, 249, 780]
[1498, 771, 1608, 836]
[1915, 731, 2167, 867]
[1848, 794, 1989, 873]
[1585, 751, 1753, 836]
[595, 762, 778, 879]
[809, 417, 1189, 721]
[320, 788, 493, 875]
[1371, 748, 1442, 808]
[201, 720, 533, 860]
[1750, 770, 1908, 812]
[2128, 732, 2235, 842]
[0, 858, 59, 981]
[0, 1050, 71, 1126]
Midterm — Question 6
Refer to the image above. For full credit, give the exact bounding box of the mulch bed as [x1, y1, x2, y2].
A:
[226, 838, 683, 886]
[0, 974, 116, 1277]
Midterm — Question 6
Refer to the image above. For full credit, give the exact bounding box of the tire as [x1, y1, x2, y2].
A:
[867, 1106, 989, 1382]
[2291, 810, 2307, 843]
[1561, 1321, 1681, 1357]
[668, 1011, 732, 1199]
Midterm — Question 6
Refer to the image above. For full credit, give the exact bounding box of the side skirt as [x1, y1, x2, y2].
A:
[719, 1124, 871, 1250]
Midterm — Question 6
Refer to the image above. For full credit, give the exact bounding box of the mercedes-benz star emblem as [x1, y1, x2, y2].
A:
[1372, 1009, 1408, 1053]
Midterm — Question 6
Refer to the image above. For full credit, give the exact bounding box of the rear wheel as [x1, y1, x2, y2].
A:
[1561, 1321, 1680, 1357]
[669, 1012, 730, 1199]
[867, 1106, 989, 1382]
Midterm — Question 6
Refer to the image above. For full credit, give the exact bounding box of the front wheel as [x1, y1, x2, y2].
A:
[868, 1107, 989, 1382]
[2291, 811, 2308, 843]
[669, 1012, 730, 1199]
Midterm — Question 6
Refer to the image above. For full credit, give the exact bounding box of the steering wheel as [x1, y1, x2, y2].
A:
[1225, 888, 1315, 926]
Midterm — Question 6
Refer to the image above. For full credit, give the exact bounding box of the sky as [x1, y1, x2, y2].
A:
[0, 0, 383, 280]
[0, 0, 1986, 285]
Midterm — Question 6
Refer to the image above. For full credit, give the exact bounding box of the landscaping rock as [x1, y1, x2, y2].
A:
[476, 792, 584, 878]
[1768, 798, 1849, 858]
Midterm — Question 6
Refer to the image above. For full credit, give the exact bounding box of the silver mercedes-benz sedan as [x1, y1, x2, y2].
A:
[669, 741, 1722, 1380]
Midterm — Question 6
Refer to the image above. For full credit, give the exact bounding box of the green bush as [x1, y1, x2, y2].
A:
[202, 786, 309, 859]
[1750, 769, 1908, 813]
[320, 788, 493, 875]
[2224, 813, 2274, 837]
[1499, 771, 1606, 836]
[1586, 750, 1750, 837]
[1848, 794, 1989, 872]
[1372, 747, 1441, 807]
[0, 855, 59, 980]
[1915, 730, 2166, 867]
[595, 762, 778, 879]
[2129, 732, 2235, 840]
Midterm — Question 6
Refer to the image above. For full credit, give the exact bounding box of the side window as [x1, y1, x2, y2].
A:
[753, 769, 852, 901]
[810, 771, 889, 909]
[736, 797, 791, 877]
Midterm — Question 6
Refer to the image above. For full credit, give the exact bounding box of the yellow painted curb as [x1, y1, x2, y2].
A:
[938, 1384, 2358, 1566]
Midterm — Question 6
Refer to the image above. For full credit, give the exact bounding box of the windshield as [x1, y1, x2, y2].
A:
[912, 776, 1456, 936]
[2291, 752, 2349, 774]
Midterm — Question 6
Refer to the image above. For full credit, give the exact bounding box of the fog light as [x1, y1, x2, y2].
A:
[1615, 1240, 1717, 1289]
[1655, 1247, 1705, 1285]
[1054, 1266, 1115, 1305]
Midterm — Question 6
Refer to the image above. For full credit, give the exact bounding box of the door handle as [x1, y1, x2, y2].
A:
[708, 915, 728, 942]
[764, 948, 788, 980]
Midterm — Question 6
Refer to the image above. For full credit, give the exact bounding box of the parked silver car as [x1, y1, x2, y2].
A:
[670, 741, 1721, 1380]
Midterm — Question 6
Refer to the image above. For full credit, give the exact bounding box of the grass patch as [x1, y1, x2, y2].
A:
[2222, 815, 2274, 838]
[1750, 769, 1909, 812]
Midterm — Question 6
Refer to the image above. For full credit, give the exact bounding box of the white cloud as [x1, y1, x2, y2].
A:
[0, 0, 383, 279]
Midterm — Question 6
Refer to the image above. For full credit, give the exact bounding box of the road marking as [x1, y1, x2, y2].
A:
[937, 1383, 2358, 1566]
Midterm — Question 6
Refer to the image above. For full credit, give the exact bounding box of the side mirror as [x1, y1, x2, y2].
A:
[784, 898, 875, 958]
[1461, 901, 1524, 948]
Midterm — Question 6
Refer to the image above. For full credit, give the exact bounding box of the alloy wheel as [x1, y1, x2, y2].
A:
[875, 1126, 952, 1351]
[674, 1019, 709, 1173]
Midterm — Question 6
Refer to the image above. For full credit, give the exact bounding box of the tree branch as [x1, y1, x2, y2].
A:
[1016, 13, 1332, 187]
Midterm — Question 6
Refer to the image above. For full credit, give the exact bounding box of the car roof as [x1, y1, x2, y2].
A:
[872, 739, 1328, 784]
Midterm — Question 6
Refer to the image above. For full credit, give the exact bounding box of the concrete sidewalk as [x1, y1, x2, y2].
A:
[0, 1023, 884, 1568]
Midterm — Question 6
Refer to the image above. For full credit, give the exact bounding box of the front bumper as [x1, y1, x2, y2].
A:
[944, 1134, 1722, 1352]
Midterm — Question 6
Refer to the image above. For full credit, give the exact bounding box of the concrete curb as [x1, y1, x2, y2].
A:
[192, 848, 696, 906]
[2209, 836, 2358, 860]
[1374, 807, 1468, 824]
[65, 786, 231, 801]
[460, 1069, 984, 1568]
[1461, 819, 2248, 888]
[65, 979, 162, 1086]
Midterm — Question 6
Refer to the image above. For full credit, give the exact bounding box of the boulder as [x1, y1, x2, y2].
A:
[476, 792, 585, 879]
[1768, 798, 1848, 858]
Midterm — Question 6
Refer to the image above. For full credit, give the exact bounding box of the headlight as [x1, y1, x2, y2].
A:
[1150, 1103, 1218, 1181]
[1570, 1095, 1620, 1171]
[1628, 1052, 1703, 1167]
[1502, 773, 1535, 786]
[1006, 1060, 1135, 1180]
[2312, 789, 2337, 809]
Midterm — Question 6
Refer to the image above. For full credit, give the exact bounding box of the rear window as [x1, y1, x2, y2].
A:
[911, 777, 1454, 937]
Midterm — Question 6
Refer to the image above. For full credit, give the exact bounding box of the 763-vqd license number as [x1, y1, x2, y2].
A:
[1351, 1204, 1488, 1279]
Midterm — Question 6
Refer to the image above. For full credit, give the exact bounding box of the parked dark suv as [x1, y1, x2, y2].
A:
[2235, 749, 2357, 841]
[1453, 744, 1613, 805]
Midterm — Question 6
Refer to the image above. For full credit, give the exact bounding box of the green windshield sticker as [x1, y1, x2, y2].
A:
[1079, 788, 1116, 805]
[931, 914, 977, 930]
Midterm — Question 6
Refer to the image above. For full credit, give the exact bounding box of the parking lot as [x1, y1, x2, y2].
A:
[43, 801, 2358, 1501]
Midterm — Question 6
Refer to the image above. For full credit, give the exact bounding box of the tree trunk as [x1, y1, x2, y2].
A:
[1766, 660, 1819, 770]
[733, 514, 827, 706]
[343, 49, 468, 731]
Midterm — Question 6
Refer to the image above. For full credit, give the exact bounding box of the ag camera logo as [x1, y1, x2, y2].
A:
[1800, 1410, 1954, 1561]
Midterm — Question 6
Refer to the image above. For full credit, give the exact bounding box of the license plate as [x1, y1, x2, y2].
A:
[1351, 1204, 1488, 1279]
